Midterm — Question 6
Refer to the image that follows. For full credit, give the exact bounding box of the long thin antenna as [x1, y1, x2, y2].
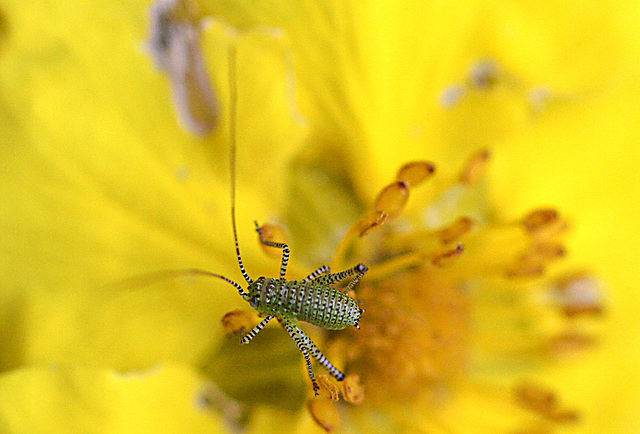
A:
[229, 44, 253, 284]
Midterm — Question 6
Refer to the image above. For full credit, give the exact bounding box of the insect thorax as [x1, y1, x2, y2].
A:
[247, 277, 360, 330]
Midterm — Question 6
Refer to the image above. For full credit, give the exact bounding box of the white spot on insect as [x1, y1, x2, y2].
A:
[147, 0, 218, 136]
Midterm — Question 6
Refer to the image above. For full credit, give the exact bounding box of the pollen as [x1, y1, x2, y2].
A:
[315, 150, 603, 431]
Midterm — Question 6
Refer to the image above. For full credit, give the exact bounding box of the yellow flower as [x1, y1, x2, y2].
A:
[0, 0, 638, 432]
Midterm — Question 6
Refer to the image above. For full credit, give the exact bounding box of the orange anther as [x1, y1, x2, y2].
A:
[375, 181, 410, 218]
[532, 242, 566, 260]
[340, 375, 364, 404]
[317, 374, 340, 401]
[221, 310, 254, 337]
[522, 208, 559, 233]
[432, 244, 464, 267]
[396, 161, 436, 188]
[505, 260, 544, 278]
[308, 397, 340, 433]
[514, 383, 558, 416]
[460, 149, 491, 184]
[437, 217, 475, 244]
[547, 333, 596, 357]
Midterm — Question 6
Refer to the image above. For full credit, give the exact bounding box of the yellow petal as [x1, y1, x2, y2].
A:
[0, 363, 224, 432]
[0, 0, 305, 371]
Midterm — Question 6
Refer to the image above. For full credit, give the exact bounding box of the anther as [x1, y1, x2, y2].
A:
[547, 332, 596, 356]
[317, 374, 340, 401]
[553, 274, 604, 317]
[514, 383, 558, 416]
[221, 310, 254, 337]
[437, 216, 475, 244]
[460, 149, 491, 184]
[375, 181, 410, 218]
[358, 210, 388, 237]
[308, 397, 340, 433]
[396, 161, 436, 188]
[522, 208, 559, 233]
[432, 243, 464, 267]
[340, 375, 364, 404]
[505, 260, 545, 278]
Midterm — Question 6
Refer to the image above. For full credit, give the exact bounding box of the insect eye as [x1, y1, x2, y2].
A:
[249, 297, 259, 308]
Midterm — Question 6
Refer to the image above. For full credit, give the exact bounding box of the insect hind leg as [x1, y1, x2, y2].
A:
[255, 221, 290, 279]
[313, 263, 368, 293]
[241, 315, 274, 344]
[295, 325, 345, 382]
[281, 318, 320, 395]
[303, 265, 330, 282]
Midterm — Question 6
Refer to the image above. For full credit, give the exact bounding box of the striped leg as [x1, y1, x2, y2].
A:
[303, 265, 330, 282]
[295, 325, 345, 381]
[313, 263, 368, 293]
[343, 263, 368, 294]
[255, 221, 290, 279]
[241, 315, 274, 344]
[281, 319, 319, 395]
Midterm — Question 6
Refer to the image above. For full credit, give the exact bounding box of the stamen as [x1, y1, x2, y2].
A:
[513, 383, 580, 423]
[358, 210, 388, 237]
[437, 216, 475, 244]
[308, 397, 340, 433]
[547, 332, 596, 357]
[431, 243, 464, 267]
[221, 310, 254, 337]
[504, 260, 545, 278]
[514, 383, 558, 416]
[340, 375, 364, 404]
[396, 161, 436, 188]
[522, 208, 560, 233]
[317, 374, 340, 401]
[553, 274, 604, 318]
[375, 181, 410, 218]
[460, 149, 491, 184]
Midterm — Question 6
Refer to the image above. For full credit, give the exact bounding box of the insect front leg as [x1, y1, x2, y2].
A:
[241, 315, 274, 344]
[281, 318, 320, 395]
[255, 221, 290, 279]
[295, 325, 345, 382]
[313, 263, 368, 293]
[303, 265, 330, 282]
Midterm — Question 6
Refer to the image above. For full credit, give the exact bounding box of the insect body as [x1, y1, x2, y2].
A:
[184, 45, 368, 395]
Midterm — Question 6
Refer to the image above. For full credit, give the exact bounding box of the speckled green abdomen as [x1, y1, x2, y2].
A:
[247, 277, 361, 330]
